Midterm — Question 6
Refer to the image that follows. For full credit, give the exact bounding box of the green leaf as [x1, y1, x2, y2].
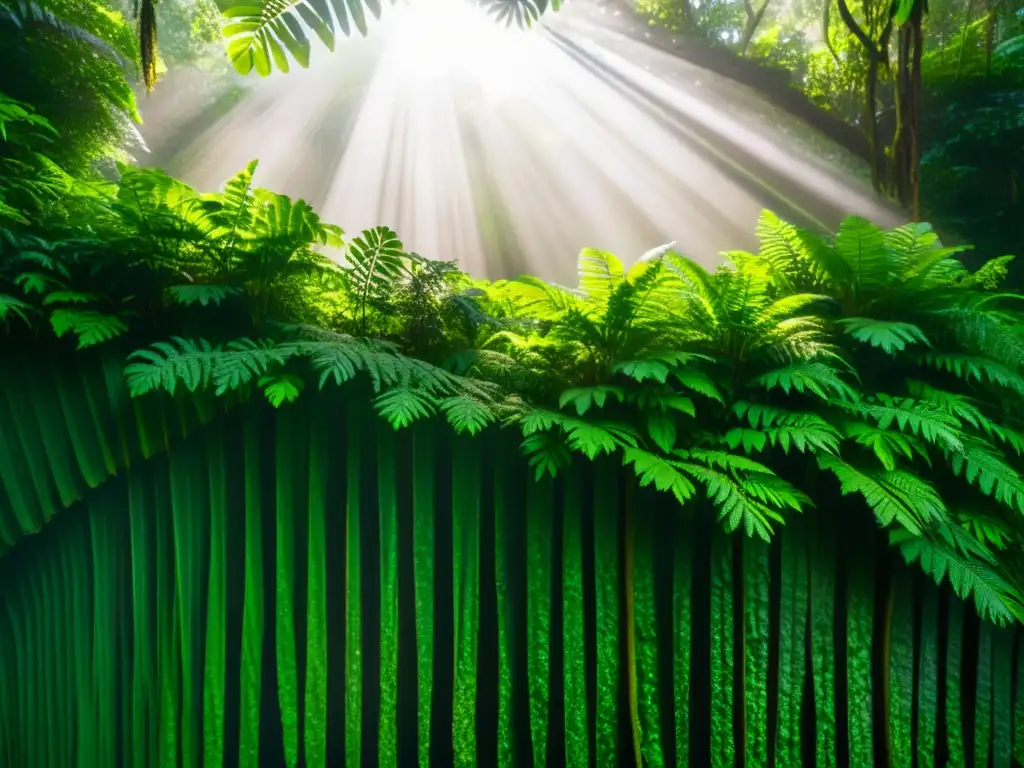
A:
[373, 388, 436, 430]
[621, 447, 696, 504]
[558, 385, 625, 416]
[259, 373, 305, 407]
[0, 293, 32, 324]
[440, 396, 495, 436]
[817, 455, 945, 535]
[672, 368, 724, 402]
[167, 285, 242, 307]
[49, 309, 127, 348]
[838, 317, 930, 354]
[646, 414, 677, 453]
[521, 431, 572, 480]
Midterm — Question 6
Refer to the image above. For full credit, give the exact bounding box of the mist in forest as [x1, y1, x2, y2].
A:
[138, 0, 899, 283]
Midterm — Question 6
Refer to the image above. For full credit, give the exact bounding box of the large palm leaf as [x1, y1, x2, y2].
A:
[218, 0, 561, 76]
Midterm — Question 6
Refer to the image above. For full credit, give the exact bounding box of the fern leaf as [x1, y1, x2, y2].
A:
[166, 285, 242, 307]
[621, 447, 696, 504]
[259, 373, 304, 407]
[558, 385, 626, 416]
[646, 414, 677, 453]
[125, 337, 219, 396]
[752, 362, 859, 402]
[440, 395, 495, 436]
[838, 318, 930, 353]
[521, 431, 572, 480]
[0, 293, 32, 324]
[817, 455, 945, 534]
[373, 388, 436, 430]
[49, 309, 127, 348]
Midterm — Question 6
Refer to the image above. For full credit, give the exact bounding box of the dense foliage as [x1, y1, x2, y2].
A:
[2, 88, 1024, 626]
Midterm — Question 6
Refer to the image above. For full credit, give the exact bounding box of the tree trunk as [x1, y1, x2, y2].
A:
[836, 0, 894, 196]
[739, 0, 772, 54]
[892, 0, 924, 215]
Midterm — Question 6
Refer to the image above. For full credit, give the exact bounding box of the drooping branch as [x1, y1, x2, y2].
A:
[836, 0, 885, 57]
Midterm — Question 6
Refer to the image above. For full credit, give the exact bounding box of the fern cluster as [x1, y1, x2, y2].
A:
[3, 146, 1024, 624]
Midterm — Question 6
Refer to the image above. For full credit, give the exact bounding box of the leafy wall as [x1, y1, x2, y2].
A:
[0, 372, 1022, 768]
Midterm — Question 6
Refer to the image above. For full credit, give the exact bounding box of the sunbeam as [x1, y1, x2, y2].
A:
[138, 0, 900, 283]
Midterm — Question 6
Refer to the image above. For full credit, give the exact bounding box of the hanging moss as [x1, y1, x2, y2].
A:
[777, 526, 808, 768]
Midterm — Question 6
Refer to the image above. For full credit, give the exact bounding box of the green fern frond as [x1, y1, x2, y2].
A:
[521, 431, 572, 480]
[561, 418, 640, 459]
[519, 407, 567, 436]
[211, 338, 288, 395]
[893, 530, 1016, 625]
[373, 387, 436, 429]
[125, 337, 219, 396]
[440, 395, 495, 436]
[558, 385, 626, 416]
[917, 353, 1024, 396]
[13, 272, 58, 295]
[948, 443, 1024, 514]
[818, 455, 945, 534]
[0, 293, 32, 324]
[628, 389, 696, 417]
[848, 395, 965, 454]
[840, 420, 930, 470]
[646, 414, 677, 452]
[258, 372, 304, 407]
[752, 361, 859, 402]
[671, 368, 725, 402]
[838, 317, 930, 353]
[166, 284, 243, 307]
[622, 447, 696, 504]
[49, 309, 127, 349]
[577, 247, 625, 304]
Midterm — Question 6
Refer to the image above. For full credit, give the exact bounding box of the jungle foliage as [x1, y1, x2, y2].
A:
[3, 88, 1024, 627]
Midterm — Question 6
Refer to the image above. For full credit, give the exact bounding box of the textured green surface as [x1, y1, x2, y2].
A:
[594, 465, 621, 767]
[916, 589, 938, 768]
[1015, 631, 1024, 765]
[412, 429, 435, 768]
[673, 516, 692, 768]
[845, 541, 873, 768]
[204, 426, 229, 768]
[808, 521, 836, 768]
[561, 465, 590, 768]
[493, 450, 515, 767]
[452, 438, 482, 767]
[0, 386, 1015, 768]
[888, 577, 914, 768]
[945, 596, 965, 768]
[993, 629, 1013, 768]
[344, 405, 363, 768]
[635, 502, 665, 767]
[709, 531, 734, 768]
[777, 525, 807, 768]
[304, 416, 329, 768]
[743, 537, 771, 768]
[239, 413, 264, 768]
[526, 473, 554, 766]
[378, 427, 400, 768]
[975, 622, 993, 768]
[274, 418, 301, 767]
